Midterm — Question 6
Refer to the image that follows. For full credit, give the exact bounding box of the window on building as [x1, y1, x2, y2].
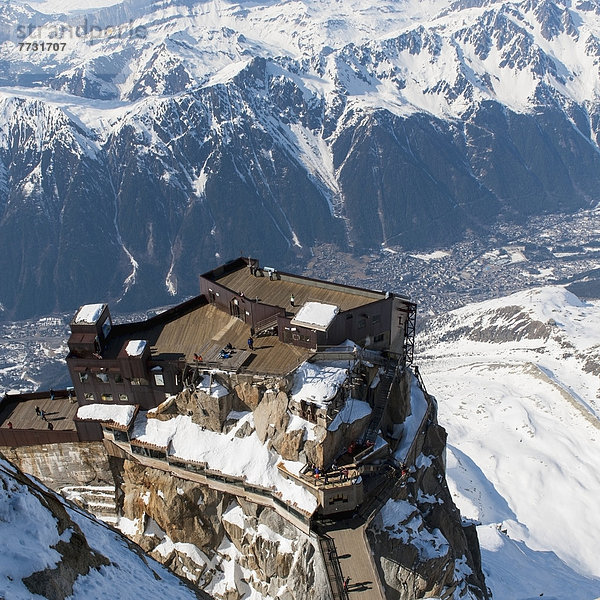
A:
[372, 314, 381, 324]
[101, 393, 113, 402]
[79, 372, 89, 383]
[119, 394, 128, 402]
[101, 318, 111, 338]
[96, 373, 109, 383]
[114, 430, 128, 443]
[154, 373, 165, 386]
[114, 373, 123, 383]
[84, 393, 94, 402]
[358, 318, 366, 329]
[131, 377, 149, 386]
[374, 333, 385, 343]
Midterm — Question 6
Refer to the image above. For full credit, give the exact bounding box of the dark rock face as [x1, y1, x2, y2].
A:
[2, 78, 598, 321]
[367, 415, 489, 600]
[2, 2, 600, 320]
[2, 455, 111, 600]
[110, 457, 331, 599]
[23, 535, 110, 600]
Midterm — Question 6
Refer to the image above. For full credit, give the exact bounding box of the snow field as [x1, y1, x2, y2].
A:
[418, 287, 600, 599]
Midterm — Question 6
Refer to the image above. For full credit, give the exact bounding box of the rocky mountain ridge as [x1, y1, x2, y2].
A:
[1, 0, 600, 319]
[0, 454, 209, 600]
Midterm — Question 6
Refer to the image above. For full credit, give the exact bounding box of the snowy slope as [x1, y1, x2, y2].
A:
[0, 457, 207, 600]
[4, 0, 600, 117]
[417, 286, 600, 599]
[2, 0, 600, 320]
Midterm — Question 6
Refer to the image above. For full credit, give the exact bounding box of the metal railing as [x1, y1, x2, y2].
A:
[317, 532, 349, 600]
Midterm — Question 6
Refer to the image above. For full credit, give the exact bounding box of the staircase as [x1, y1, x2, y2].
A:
[361, 368, 395, 444]
[61, 485, 118, 524]
[254, 314, 279, 336]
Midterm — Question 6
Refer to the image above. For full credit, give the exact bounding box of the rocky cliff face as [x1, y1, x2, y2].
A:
[368, 416, 489, 599]
[0, 455, 208, 600]
[2, 0, 600, 319]
[1, 360, 489, 599]
[1, 441, 119, 520]
[111, 458, 331, 600]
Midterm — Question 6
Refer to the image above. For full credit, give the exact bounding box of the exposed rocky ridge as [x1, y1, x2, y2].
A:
[110, 458, 332, 600]
[2, 367, 489, 598]
[368, 417, 489, 600]
[1, 457, 111, 600]
[1, 0, 600, 319]
[0, 454, 208, 600]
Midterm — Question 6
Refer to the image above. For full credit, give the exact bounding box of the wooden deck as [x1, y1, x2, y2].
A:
[152, 303, 311, 376]
[215, 268, 383, 315]
[196, 342, 251, 370]
[0, 393, 78, 431]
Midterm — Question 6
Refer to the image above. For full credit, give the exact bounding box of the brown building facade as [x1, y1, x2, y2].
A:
[66, 258, 416, 410]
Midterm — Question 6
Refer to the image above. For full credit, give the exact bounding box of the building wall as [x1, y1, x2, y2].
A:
[0, 428, 80, 447]
[279, 317, 318, 350]
[67, 356, 183, 410]
[0, 441, 114, 490]
[389, 297, 412, 357]
[200, 274, 283, 332]
[321, 297, 393, 349]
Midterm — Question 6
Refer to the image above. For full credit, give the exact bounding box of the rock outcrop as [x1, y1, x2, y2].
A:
[367, 414, 489, 600]
[110, 457, 331, 600]
[0, 454, 207, 600]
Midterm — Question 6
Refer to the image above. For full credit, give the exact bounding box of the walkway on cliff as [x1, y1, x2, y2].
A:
[324, 516, 386, 600]
[315, 367, 435, 600]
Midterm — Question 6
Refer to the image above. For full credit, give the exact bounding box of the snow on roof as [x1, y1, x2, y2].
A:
[328, 399, 372, 432]
[125, 340, 147, 356]
[290, 302, 339, 331]
[291, 361, 349, 407]
[328, 339, 358, 351]
[130, 412, 317, 514]
[77, 403, 137, 427]
[74, 303, 105, 324]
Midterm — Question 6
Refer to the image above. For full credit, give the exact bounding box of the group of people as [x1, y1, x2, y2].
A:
[219, 343, 234, 359]
[194, 338, 257, 361]
[310, 464, 351, 484]
[35, 405, 54, 430]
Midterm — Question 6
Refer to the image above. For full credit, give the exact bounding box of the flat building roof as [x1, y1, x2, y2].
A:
[207, 259, 386, 315]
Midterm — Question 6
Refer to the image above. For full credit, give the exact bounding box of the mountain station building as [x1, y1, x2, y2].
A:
[66, 257, 416, 411]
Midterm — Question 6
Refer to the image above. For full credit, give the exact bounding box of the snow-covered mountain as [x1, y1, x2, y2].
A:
[417, 286, 600, 599]
[1, 0, 600, 319]
[0, 456, 209, 600]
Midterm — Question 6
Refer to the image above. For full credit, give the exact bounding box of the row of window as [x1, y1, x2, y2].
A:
[85, 392, 129, 403]
[346, 314, 381, 327]
[79, 372, 165, 386]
